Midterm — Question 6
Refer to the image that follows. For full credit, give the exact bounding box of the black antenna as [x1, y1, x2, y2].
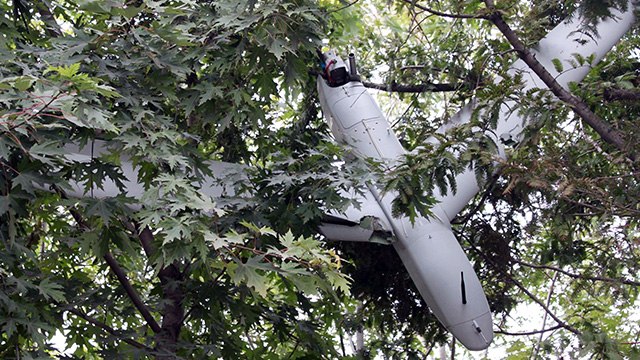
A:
[460, 271, 467, 305]
[347, 53, 361, 81]
[348, 53, 357, 75]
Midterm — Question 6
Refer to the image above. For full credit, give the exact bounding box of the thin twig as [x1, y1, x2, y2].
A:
[362, 80, 460, 93]
[67, 308, 150, 350]
[496, 325, 563, 336]
[287, 339, 301, 359]
[399, 0, 489, 20]
[514, 259, 640, 287]
[452, 173, 500, 226]
[518, 277, 579, 334]
[327, 0, 361, 14]
[507, 273, 581, 336]
[532, 272, 558, 359]
[308, 69, 460, 93]
[231, 244, 315, 268]
[466, 238, 582, 336]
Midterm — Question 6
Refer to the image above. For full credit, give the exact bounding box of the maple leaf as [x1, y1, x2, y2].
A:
[84, 198, 116, 225]
[204, 231, 229, 250]
[231, 256, 275, 297]
[37, 278, 66, 302]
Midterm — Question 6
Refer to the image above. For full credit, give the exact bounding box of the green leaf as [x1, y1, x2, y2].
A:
[114, 5, 145, 19]
[38, 278, 66, 302]
[204, 231, 229, 250]
[552, 58, 564, 73]
[2, 319, 17, 338]
[162, 218, 190, 245]
[12, 171, 46, 195]
[14, 76, 36, 91]
[240, 221, 261, 233]
[197, 83, 224, 105]
[297, 202, 320, 222]
[280, 230, 296, 248]
[325, 270, 350, 294]
[84, 198, 116, 225]
[7, 276, 36, 294]
[287, 274, 318, 295]
[267, 38, 290, 60]
[230, 256, 273, 297]
[94, 84, 120, 98]
[49, 63, 81, 78]
[28, 141, 68, 166]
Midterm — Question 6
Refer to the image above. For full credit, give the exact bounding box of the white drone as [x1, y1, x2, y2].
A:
[50, 5, 637, 351]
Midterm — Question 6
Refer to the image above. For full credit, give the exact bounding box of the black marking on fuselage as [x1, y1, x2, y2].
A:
[461, 271, 467, 305]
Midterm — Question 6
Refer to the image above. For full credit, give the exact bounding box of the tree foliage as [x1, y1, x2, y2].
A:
[1, 0, 640, 359]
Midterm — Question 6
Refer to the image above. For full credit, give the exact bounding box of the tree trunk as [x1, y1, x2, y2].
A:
[156, 262, 185, 359]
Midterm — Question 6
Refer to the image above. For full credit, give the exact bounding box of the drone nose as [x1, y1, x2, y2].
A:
[447, 311, 493, 350]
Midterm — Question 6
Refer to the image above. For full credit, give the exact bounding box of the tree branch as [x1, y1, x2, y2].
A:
[157, 261, 185, 351]
[465, 238, 582, 336]
[121, 219, 186, 354]
[483, 0, 636, 162]
[533, 272, 558, 359]
[604, 88, 640, 102]
[119, 217, 153, 257]
[399, 0, 489, 20]
[514, 258, 640, 287]
[326, 0, 361, 14]
[508, 273, 580, 335]
[66, 308, 150, 350]
[500, 265, 582, 336]
[309, 70, 460, 93]
[399, 65, 430, 71]
[101, 252, 163, 333]
[451, 173, 500, 225]
[121, 220, 185, 355]
[496, 325, 563, 336]
[66, 208, 162, 334]
[137, 224, 156, 258]
[362, 80, 460, 93]
[128, 223, 184, 353]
